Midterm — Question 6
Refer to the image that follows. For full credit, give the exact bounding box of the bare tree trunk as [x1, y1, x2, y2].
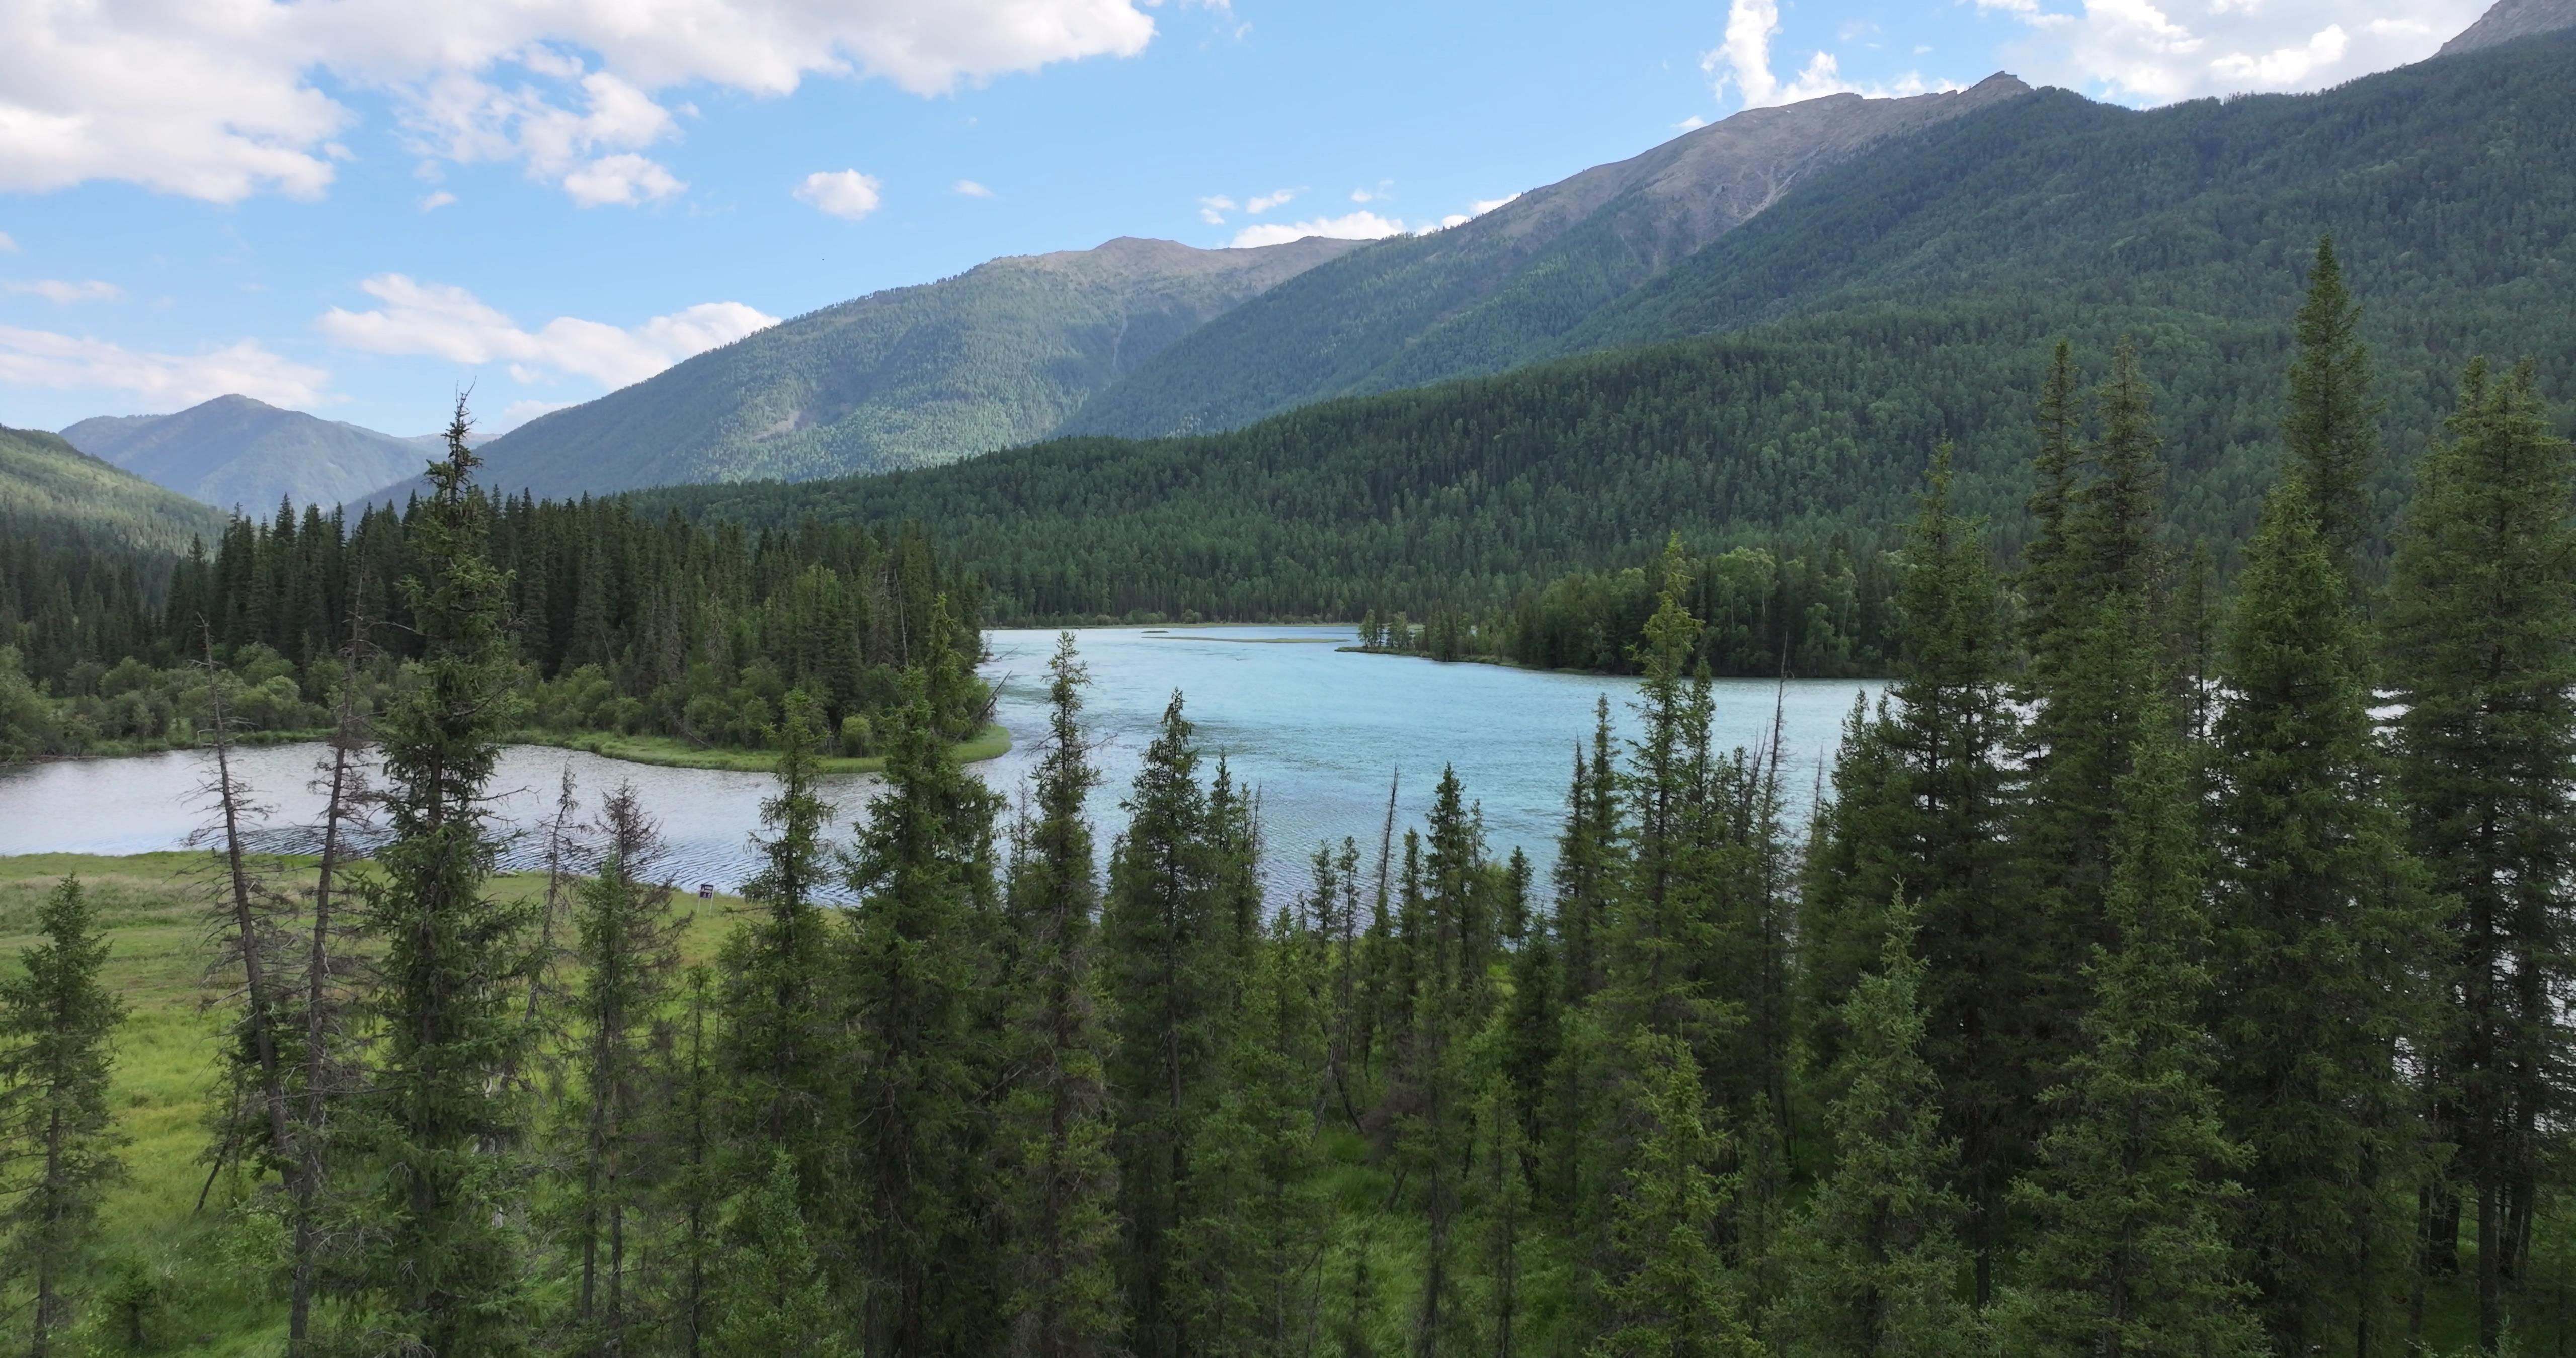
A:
[197, 626, 297, 1180]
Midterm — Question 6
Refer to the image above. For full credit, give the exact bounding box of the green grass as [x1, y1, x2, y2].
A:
[507, 722, 1012, 774]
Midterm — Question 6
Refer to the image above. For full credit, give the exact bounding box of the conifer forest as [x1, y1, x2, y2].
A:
[3, 229, 2575, 1357]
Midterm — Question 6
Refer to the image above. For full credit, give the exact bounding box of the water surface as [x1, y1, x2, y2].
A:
[0, 627, 1876, 902]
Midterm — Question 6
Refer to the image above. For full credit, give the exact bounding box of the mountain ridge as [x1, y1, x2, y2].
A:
[61, 395, 429, 513]
[1, 424, 231, 554]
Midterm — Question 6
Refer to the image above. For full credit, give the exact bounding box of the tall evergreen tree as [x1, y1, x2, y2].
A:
[1103, 693, 1227, 1358]
[2282, 236, 2382, 579]
[843, 659, 1006, 1355]
[1997, 700, 2263, 1358]
[998, 635, 1126, 1358]
[1589, 1032, 1758, 1358]
[560, 786, 687, 1355]
[2386, 358, 2576, 1351]
[355, 400, 537, 1354]
[706, 1151, 849, 1358]
[1769, 901, 1976, 1358]
[2208, 476, 2442, 1356]
[0, 878, 126, 1358]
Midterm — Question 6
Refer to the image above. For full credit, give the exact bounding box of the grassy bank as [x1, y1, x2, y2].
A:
[506, 721, 1012, 774]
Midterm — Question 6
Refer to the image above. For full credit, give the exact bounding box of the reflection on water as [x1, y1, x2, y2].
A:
[0, 627, 1877, 904]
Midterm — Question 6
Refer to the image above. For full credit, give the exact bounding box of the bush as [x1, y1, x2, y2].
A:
[840, 715, 874, 758]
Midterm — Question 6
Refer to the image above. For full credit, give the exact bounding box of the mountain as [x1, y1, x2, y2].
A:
[61, 395, 429, 513]
[1055, 74, 2032, 441]
[1, 424, 230, 553]
[448, 234, 1366, 500]
[2440, 0, 2576, 54]
[631, 31, 2576, 623]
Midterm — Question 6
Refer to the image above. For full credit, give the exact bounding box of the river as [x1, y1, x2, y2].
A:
[0, 627, 1876, 902]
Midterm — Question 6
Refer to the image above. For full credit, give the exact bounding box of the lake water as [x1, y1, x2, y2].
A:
[0, 627, 1876, 903]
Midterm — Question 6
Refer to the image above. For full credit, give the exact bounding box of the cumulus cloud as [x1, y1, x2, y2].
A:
[1993, 0, 2486, 104]
[1245, 188, 1299, 214]
[794, 169, 884, 220]
[1702, 0, 1957, 109]
[568, 154, 687, 207]
[1230, 211, 1408, 249]
[1197, 194, 1236, 224]
[0, 327, 330, 407]
[953, 179, 994, 197]
[315, 274, 778, 390]
[4, 279, 124, 304]
[0, 0, 1160, 204]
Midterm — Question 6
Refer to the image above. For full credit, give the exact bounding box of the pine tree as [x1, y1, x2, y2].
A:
[2282, 235, 2382, 580]
[355, 398, 537, 1354]
[1768, 901, 1975, 1358]
[1103, 693, 1226, 1358]
[998, 635, 1126, 1358]
[844, 666, 1006, 1354]
[1997, 701, 2263, 1358]
[1803, 449, 2023, 1299]
[2385, 358, 2576, 1351]
[706, 1151, 849, 1358]
[1590, 1032, 1758, 1358]
[0, 878, 127, 1358]
[561, 785, 687, 1354]
[2208, 475, 2442, 1356]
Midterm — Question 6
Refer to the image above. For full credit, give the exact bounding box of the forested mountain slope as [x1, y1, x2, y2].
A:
[0, 425, 227, 553]
[445, 234, 1363, 500]
[61, 394, 426, 513]
[630, 35, 2576, 625]
[1058, 75, 2031, 440]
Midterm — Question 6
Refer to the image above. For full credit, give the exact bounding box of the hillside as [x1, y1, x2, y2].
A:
[0, 423, 228, 552]
[631, 33, 2576, 623]
[449, 234, 1365, 500]
[2440, 0, 2576, 53]
[1058, 75, 2032, 441]
[61, 394, 428, 513]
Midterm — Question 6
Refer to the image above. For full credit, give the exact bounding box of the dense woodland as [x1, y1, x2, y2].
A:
[0, 465, 990, 761]
[4, 241, 2574, 1356]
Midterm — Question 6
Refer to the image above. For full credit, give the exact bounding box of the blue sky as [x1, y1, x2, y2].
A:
[0, 0, 2492, 438]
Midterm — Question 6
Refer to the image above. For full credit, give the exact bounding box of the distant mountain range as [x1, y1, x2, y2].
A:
[1, 424, 230, 553]
[60, 395, 437, 513]
[2442, 0, 2576, 53]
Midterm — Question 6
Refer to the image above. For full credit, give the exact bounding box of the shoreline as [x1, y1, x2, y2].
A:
[4, 722, 1015, 777]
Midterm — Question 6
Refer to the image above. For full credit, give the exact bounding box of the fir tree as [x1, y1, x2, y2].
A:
[0, 878, 127, 1358]
[2282, 235, 2382, 579]
[1103, 693, 1226, 1358]
[2385, 358, 2576, 1351]
[998, 635, 1126, 1358]
[843, 664, 1007, 1354]
[355, 398, 537, 1354]
[1997, 700, 2263, 1358]
[1768, 901, 1975, 1358]
[1589, 1032, 1758, 1358]
[560, 786, 687, 1354]
[706, 1151, 848, 1358]
[2208, 475, 2442, 1355]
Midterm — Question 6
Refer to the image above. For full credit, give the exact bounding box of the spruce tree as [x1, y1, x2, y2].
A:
[0, 878, 127, 1358]
[1590, 1032, 1758, 1358]
[1997, 699, 2263, 1358]
[356, 399, 537, 1354]
[707, 1151, 848, 1358]
[998, 635, 1125, 1358]
[1102, 693, 1225, 1358]
[2385, 358, 2576, 1351]
[1801, 448, 2024, 1300]
[843, 664, 1006, 1355]
[560, 786, 687, 1354]
[2282, 235, 2382, 579]
[2208, 476, 2441, 1355]
[1768, 901, 1975, 1358]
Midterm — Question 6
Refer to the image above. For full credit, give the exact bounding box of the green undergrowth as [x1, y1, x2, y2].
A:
[506, 721, 1012, 774]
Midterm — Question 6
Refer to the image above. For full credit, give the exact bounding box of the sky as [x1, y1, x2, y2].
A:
[0, 0, 2494, 439]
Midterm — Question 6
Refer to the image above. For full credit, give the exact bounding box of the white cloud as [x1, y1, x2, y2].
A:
[1675, 114, 1709, 131]
[568, 154, 686, 207]
[1701, 0, 1944, 109]
[5, 279, 124, 304]
[0, 0, 1160, 204]
[953, 179, 995, 197]
[1197, 194, 1236, 224]
[1471, 194, 1520, 215]
[419, 191, 458, 212]
[0, 234, 17, 253]
[794, 169, 883, 221]
[0, 327, 329, 407]
[1246, 187, 1299, 214]
[1990, 0, 2485, 104]
[315, 274, 778, 390]
[1230, 210, 1408, 249]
